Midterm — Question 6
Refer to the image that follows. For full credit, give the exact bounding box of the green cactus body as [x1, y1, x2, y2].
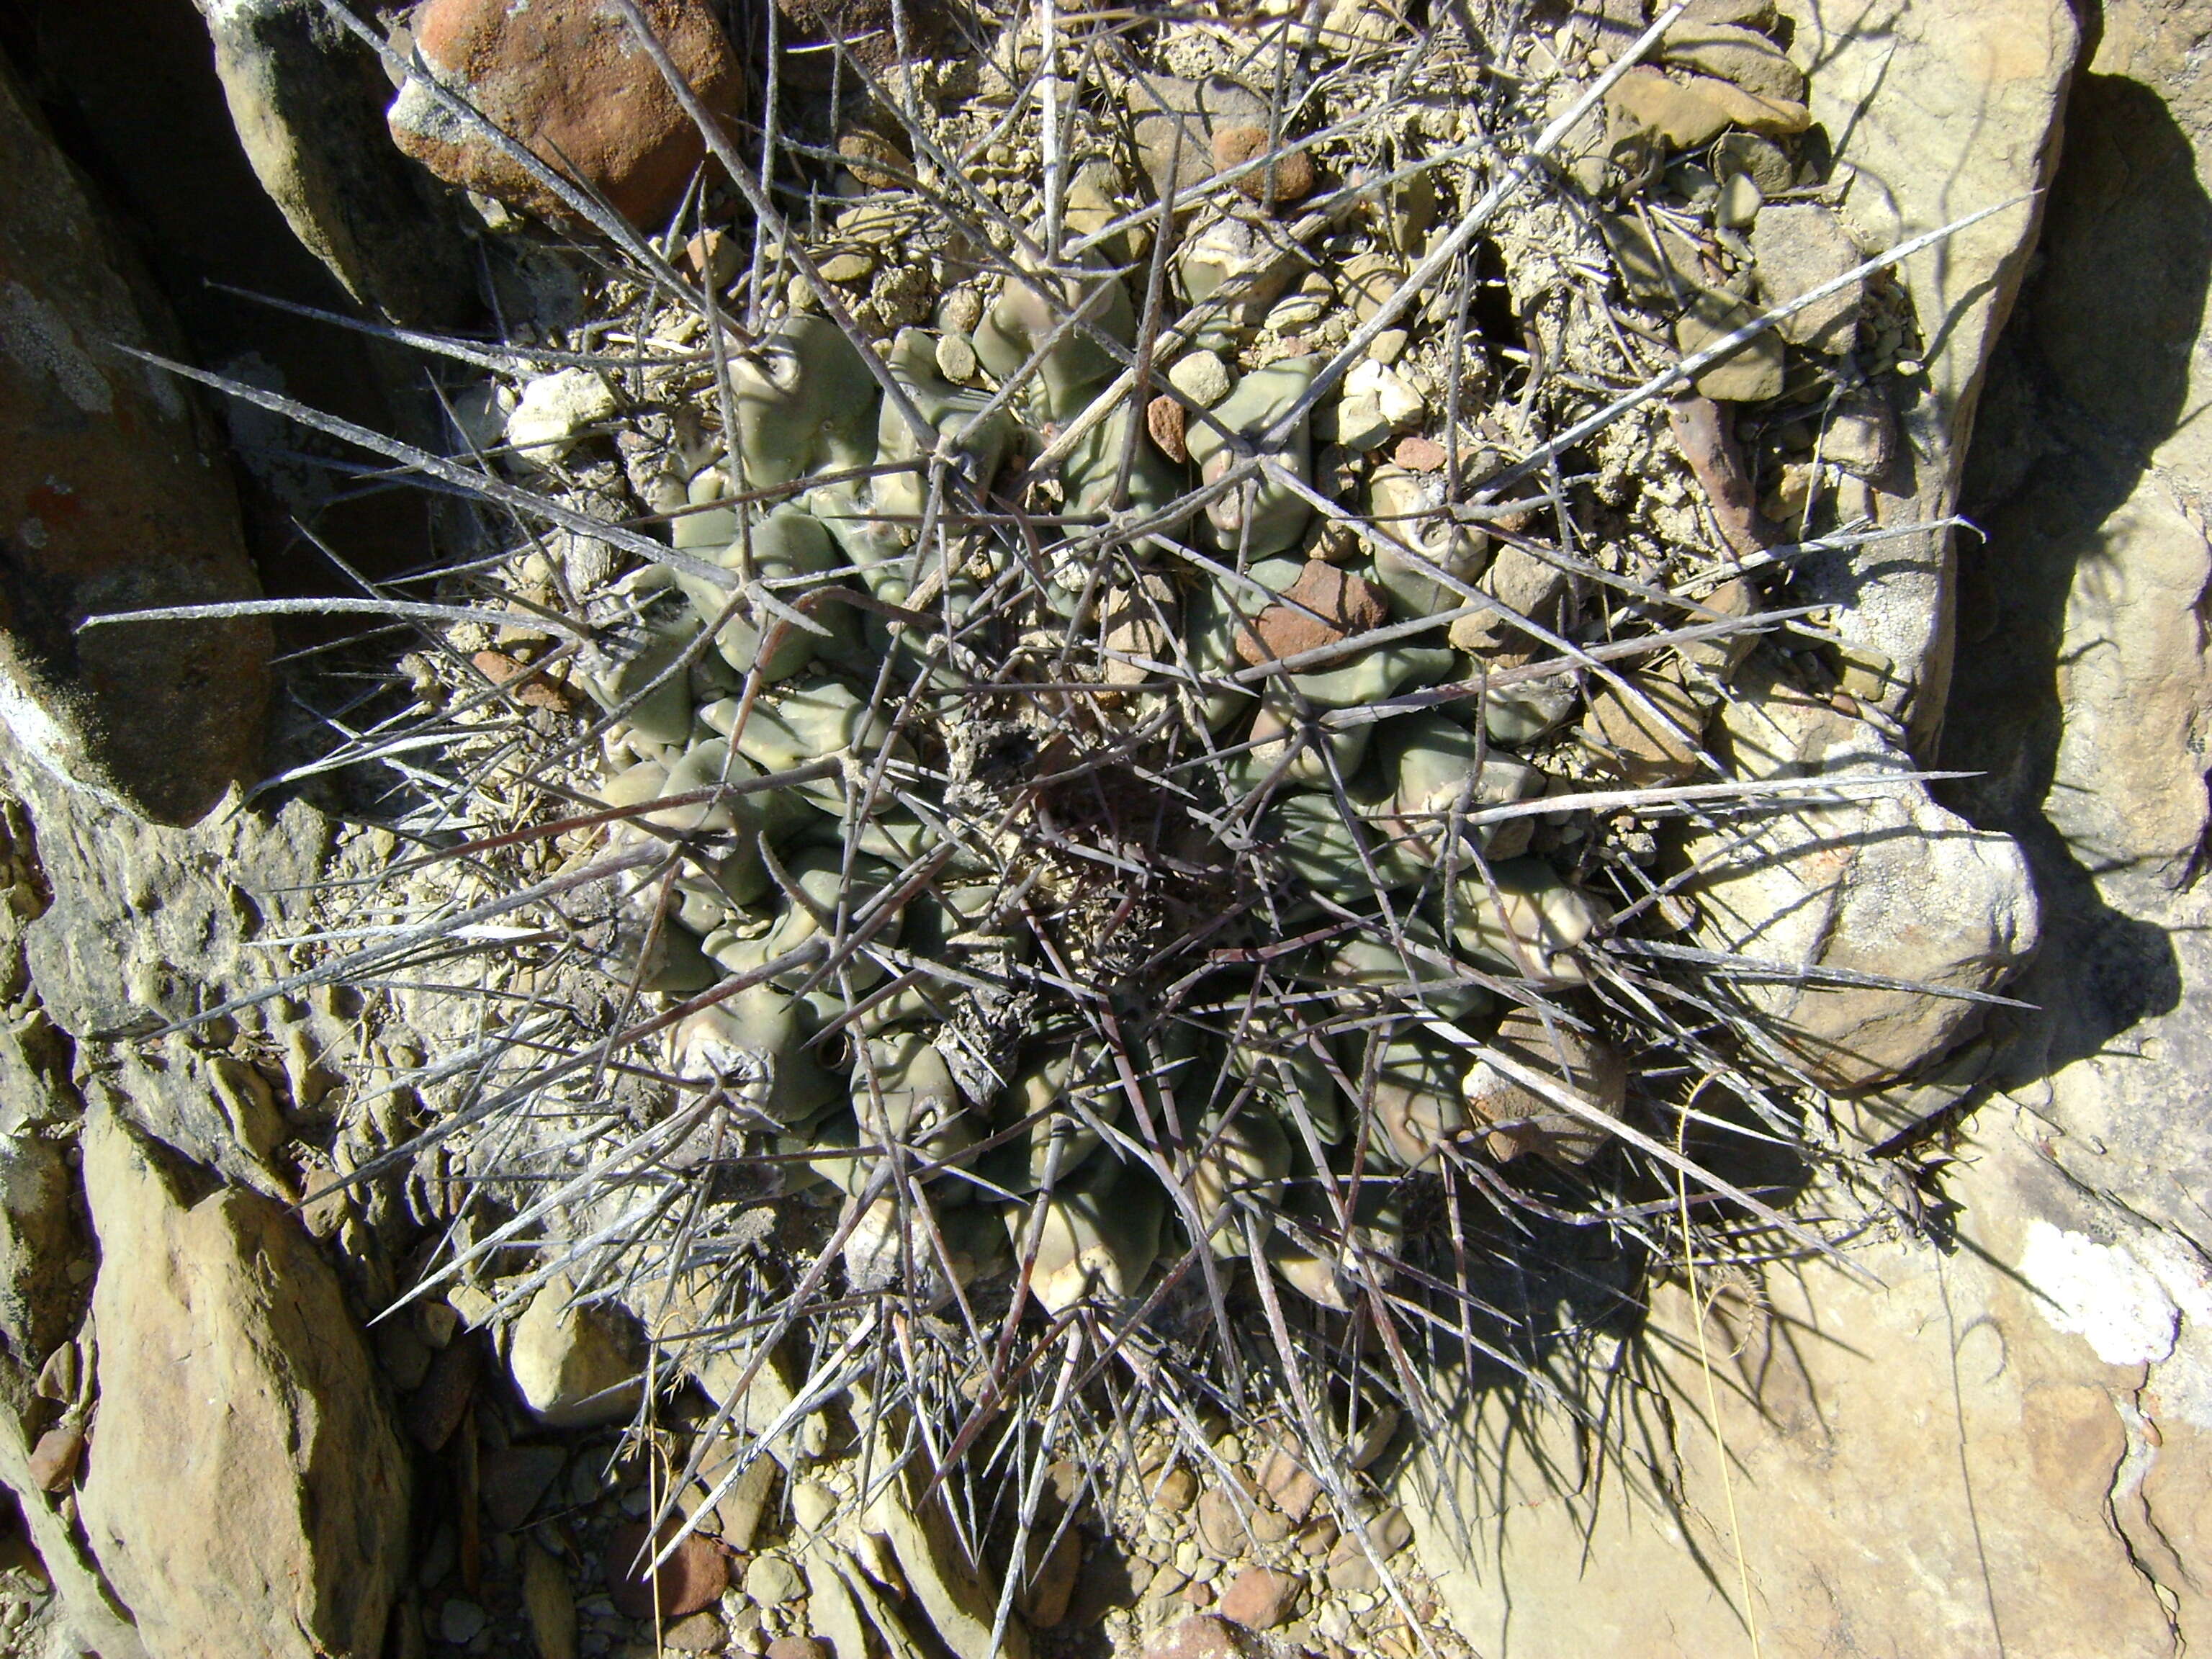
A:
[1185, 359, 1318, 558]
[731, 313, 881, 488]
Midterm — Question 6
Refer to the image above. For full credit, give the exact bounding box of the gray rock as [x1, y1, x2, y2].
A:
[1685, 662, 2038, 1092]
[0, 58, 270, 824]
[75, 1112, 410, 1659]
[1674, 292, 1786, 403]
[0, 1133, 79, 1377]
[189, 0, 475, 325]
[1750, 203, 1866, 354]
[510, 1274, 645, 1429]
[1125, 74, 1269, 197]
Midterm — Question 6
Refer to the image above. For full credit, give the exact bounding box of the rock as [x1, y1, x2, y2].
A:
[1660, 22, 1805, 104]
[1148, 393, 1190, 463]
[190, 0, 474, 324]
[439, 1598, 488, 1644]
[1674, 292, 1786, 403]
[403, 1334, 480, 1451]
[1156, 1464, 1198, 1512]
[523, 1542, 577, 1659]
[27, 1421, 82, 1491]
[1019, 1523, 1082, 1627]
[1449, 545, 1574, 653]
[744, 1553, 804, 1606]
[1820, 384, 1897, 480]
[0, 59, 270, 824]
[605, 1521, 729, 1619]
[837, 127, 907, 190]
[766, 1641, 831, 1659]
[1683, 663, 2038, 1092]
[773, 0, 946, 85]
[1789, 0, 2076, 748]
[935, 331, 978, 385]
[1142, 1614, 1257, 1659]
[1393, 435, 1449, 472]
[1127, 76, 1269, 196]
[1581, 667, 1709, 783]
[1211, 126, 1314, 206]
[505, 369, 619, 471]
[1750, 203, 1866, 354]
[662, 1609, 724, 1650]
[1169, 351, 1234, 408]
[1254, 1444, 1321, 1524]
[1195, 1485, 1248, 1559]
[1462, 1008, 1628, 1166]
[0, 1133, 78, 1375]
[1712, 130, 1793, 195]
[510, 1274, 644, 1429]
[75, 1112, 409, 1659]
[1215, 1565, 1298, 1629]
[1236, 562, 1389, 665]
[816, 250, 874, 284]
[387, 0, 745, 229]
[868, 1470, 1035, 1659]
[1604, 66, 1809, 149]
[680, 227, 740, 287]
[482, 1444, 567, 1531]
[1715, 168, 1763, 228]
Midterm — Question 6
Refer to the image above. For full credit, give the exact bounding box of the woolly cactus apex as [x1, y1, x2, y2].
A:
[971, 251, 1136, 423]
[1185, 358, 1318, 557]
[1449, 857, 1608, 986]
[672, 505, 842, 683]
[872, 329, 1015, 526]
[1013, 1156, 1166, 1314]
[1372, 711, 1548, 861]
[729, 313, 881, 487]
[1367, 464, 1491, 617]
[670, 983, 843, 1126]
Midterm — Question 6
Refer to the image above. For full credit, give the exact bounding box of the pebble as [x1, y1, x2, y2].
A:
[440, 1598, 490, 1645]
[1148, 394, 1190, 463]
[765, 1642, 830, 1659]
[1217, 1565, 1299, 1629]
[1141, 1614, 1250, 1659]
[27, 1424, 81, 1492]
[1675, 294, 1785, 403]
[603, 1522, 730, 1620]
[1367, 328, 1408, 364]
[936, 289, 984, 333]
[1716, 169, 1763, 228]
[1604, 64, 1809, 150]
[1167, 350, 1233, 408]
[1340, 252, 1403, 325]
[934, 332, 979, 385]
[523, 1544, 577, 1659]
[745, 1555, 804, 1606]
[1155, 1464, 1198, 1513]
[1750, 203, 1866, 354]
[1211, 125, 1315, 205]
[837, 128, 907, 189]
[681, 228, 740, 289]
[505, 369, 619, 469]
[1391, 434, 1449, 473]
[816, 251, 874, 284]
[662, 1611, 725, 1651]
[480, 1444, 567, 1530]
[1298, 1516, 1339, 1558]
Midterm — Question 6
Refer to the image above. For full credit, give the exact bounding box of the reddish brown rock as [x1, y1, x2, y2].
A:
[1391, 434, 1450, 472]
[28, 1422, 83, 1491]
[1210, 126, 1315, 205]
[1148, 393, 1190, 463]
[1216, 1565, 1299, 1629]
[603, 1519, 729, 1619]
[765, 1640, 831, 1659]
[775, 0, 948, 86]
[471, 649, 575, 712]
[388, 0, 745, 229]
[403, 1336, 480, 1452]
[480, 1444, 566, 1531]
[1235, 560, 1390, 665]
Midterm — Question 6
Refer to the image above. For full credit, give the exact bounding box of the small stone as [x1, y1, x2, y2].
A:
[1604, 65, 1810, 149]
[1582, 668, 1710, 785]
[937, 289, 984, 333]
[472, 649, 575, 712]
[1156, 1465, 1198, 1513]
[1236, 561, 1390, 665]
[1340, 253, 1404, 325]
[1751, 203, 1866, 354]
[1367, 328, 1408, 364]
[603, 1521, 730, 1620]
[510, 1275, 644, 1429]
[1369, 1506, 1413, 1555]
[1217, 1566, 1299, 1630]
[790, 1478, 836, 1532]
[1675, 293, 1786, 403]
[1148, 395, 1190, 463]
[524, 1543, 578, 1659]
[816, 251, 875, 284]
[482, 1444, 567, 1531]
[404, 1337, 480, 1452]
[1712, 130, 1794, 195]
[662, 1610, 724, 1651]
[1168, 350, 1233, 408]
[1183, 1579, 1215, 1608]
[1140, 1614, 1251, 1659]
[745, 1555, 805, 1606]
[1661, 21, 1806, 104]
[681, 228, 740, 289]
[28, 1423, 82, 1491]
[1392, 435, 1449, 472]
[1211, 126, 1314, 205]
[1254, 1444, 1321, 1524]
[1715, 168, 1763, 228]
[1298, 1516, 1339, 1559]
[765, 1642, 830, 1659]
[927, 332, 976, 387]
[1822, 385, 1895, 479]
[1324, 1544, 1379, 1596]
[440, 1599, 489, 1645]
[837, 128, 908, 189]
[1195, 1487, 1247, 1559]
[505, 369, 619, 469]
